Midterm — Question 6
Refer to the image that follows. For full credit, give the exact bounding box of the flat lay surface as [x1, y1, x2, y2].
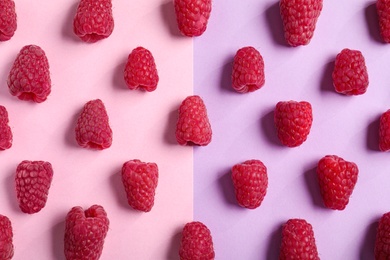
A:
[194, 0, 390, 259]
[0, 0, 193, 259]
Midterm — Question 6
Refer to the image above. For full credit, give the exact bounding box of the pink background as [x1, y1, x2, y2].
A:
[0, 0, 193, 259]
[194, 0, 390, 259]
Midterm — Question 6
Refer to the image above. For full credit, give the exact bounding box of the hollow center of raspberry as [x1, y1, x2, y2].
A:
[86, 142, 104, 150]
[84, 208, 98, 218]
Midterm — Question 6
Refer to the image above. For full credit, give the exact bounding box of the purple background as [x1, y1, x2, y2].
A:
[194, 0, 390, 259]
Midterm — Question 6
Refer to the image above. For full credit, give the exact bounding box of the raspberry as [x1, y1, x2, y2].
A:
[179, 221, 215, 260]
[274, 100, 313, 147]
[64, 205, 109, 260]
[124, 47, 159, 92]
[231, 46, 265, 93]
[73, 0, 114, 43]
[7, 45, 51, 103]
[174, 0, 212, 37]
[0, 106, 12, 150]
[75, 99, 113, 150]
[375, 212, 390, 259]
[280, 0, 323, 46]
[380, 109, 390, 151]
[231, 160, 268, 209]
[15, 160, 53, 214]
[0, 0, 17, 41]
[0, 215, 13, 260]
[317, 155, 358, 210]
[332, 48, 369, 95]
[121, 159, 159, 212]
[176, 95, 212, 146]
[280, 219, 319, 260]
[377, 0, 390, 43]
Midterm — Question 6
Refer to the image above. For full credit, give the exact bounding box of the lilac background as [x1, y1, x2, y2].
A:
[194, 0, 390, 259]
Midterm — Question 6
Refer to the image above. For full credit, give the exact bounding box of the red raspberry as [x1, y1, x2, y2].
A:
[15, 160, 53, 214]
[73, 0, 114, 43]
[380, 109, 390, 151]
[174, 0, 212, 37]
[317, 155, 358, 210]
[176, 95, 212, 146]
[121, 159, 159, 212]
[0, 0, 17, 41]
[377, 0, 390, 43]
[75, 99, 113, 150]
[0, 106, 12, 150]
[64, 205, 109, 260]
[124, 47, 159, 92]
[332, 48, 369, 95]
[179, 221, 215, 260]
[280, 0, 323, 46]
[7, 45, 51, 103]
[280, 219, 319, 260]
[231, 160, 268, 209]
[0, 215, 13, 260]
[274, 100, 313, 147]
[231, 46, 265, 93]
[375, 212, 390, 259]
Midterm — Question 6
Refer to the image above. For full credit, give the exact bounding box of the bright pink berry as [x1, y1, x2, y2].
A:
[317, 155, 358, 210]
[174, 0, 212, 37]
[0, 215, 13, 260]
[15, 160, 53, 214]
[0, 0, 17, 41]
[375, 212, 390, 259]
[274, 100, 313, 147]
[232, 46, 265, 93]
[0, 106, 12, 150]
[176, 95, 212, 146]
[75, 99, 113, 150]
[280, 0, 323, 46]
[380, 109, 390, 151]
[280, 219, 319, 260]
[64, 205, 109, 260]
[73, 0, 114, 43]
[124, 47, 159, 92]
[8, 45, 51, 103]
[231, 160, 268, 209]
[179, 221, 215, 260]
[377, 0, 390, 43]
[332, 48, 369, 95]
[121, 159, 159, 212]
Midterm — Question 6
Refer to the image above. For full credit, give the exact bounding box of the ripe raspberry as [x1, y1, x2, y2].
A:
[179, 221, 215, 260]
[15, 160, 53, 214]
[377, 0, 390, 43]
[174, 0, 212, 37]
[231, 46, 265, 93]
[0, 0, 17, 41]
[73, 0, 114, 43]
[280, 219, 319, 260]
[231, 160, 268, 209]
[0, 106, 12, 150]
[176, 95, 212, 146]
[317, 155, 358, 210]
[375, 212, 390, 259]
[380, 109, 390, 151]
[124, 47, 159, 92]
[0, 215, 13, 260]
[64, 205, 109, 260]
[274, 100, 313, 147]
[75, 99, 113, 150]
[121, 159, 159, 212]
[7, 45, 51, 103]
[280, 0, 323, 46]
[332, 48, 369, 95]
